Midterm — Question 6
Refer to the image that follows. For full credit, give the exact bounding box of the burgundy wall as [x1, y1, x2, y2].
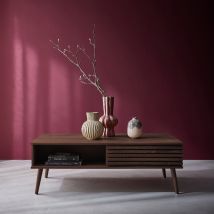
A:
[0, 0, 213, 159]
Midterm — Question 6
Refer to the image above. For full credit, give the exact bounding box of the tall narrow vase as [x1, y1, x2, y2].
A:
[99, 96, 118, 137]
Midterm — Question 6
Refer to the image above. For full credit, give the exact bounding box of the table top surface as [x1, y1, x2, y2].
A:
[32, 133, 183, 145]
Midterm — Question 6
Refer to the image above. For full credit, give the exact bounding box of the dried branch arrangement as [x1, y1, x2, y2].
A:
[50, 25, 105, 96]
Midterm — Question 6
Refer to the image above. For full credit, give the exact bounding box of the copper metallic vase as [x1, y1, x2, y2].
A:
[99, 96, 118, 137]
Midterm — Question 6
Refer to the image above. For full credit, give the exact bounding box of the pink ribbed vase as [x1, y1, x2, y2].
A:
[99, 96, 118, 137]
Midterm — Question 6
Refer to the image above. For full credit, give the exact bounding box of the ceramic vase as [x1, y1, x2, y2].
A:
[81, 112, 104, 140]
[99, 96, 118, 137]
[127, 117, 143, 138]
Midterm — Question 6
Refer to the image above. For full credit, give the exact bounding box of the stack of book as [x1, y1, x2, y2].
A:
[45, 153, 82, 166]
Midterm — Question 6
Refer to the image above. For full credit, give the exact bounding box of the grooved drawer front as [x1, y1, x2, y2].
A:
[106, 145, 183, 168]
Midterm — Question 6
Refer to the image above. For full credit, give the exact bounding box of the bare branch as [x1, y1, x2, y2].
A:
[49, 25, 105, 97]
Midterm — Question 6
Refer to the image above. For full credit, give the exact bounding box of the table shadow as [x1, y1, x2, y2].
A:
[56, 170, 214, 193]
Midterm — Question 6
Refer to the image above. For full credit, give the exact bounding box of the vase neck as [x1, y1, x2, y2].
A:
[102, 96, 114, 115]
[86, 112, 99, 121]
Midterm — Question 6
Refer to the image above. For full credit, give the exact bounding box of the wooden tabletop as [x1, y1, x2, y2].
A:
[32, 133, 182, 146]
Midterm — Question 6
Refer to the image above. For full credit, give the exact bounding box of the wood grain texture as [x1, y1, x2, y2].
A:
[107, 150, 182, 154]
[107, 154, 183, 158]
[170, 168, 179, 194]
[107, 157, 182, 161]
[45, 168, 49, 178]
[107, 146, 182, 149]
[32, 164, 108, 169]
[31, 164, 183, 169]
[35, 169, 43, 194]
[107, 162, 182, 166]
[162, 168, 166, 178]
[32, 133, 182, 145]
[32, 133, 183, 170]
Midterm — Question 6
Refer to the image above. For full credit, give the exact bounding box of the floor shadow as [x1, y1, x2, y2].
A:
[40, 166, 214, 194]
[60, 177, 172, 192]
[57, 174, 214, 193]
[179, 177, 214, 193]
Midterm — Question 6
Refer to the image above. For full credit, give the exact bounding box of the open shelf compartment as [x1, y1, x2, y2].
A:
[32, 144, 106, 167]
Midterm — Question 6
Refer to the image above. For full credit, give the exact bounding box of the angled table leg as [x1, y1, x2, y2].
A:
[45, 168, 49, 178]
[170, 168, 179, 194]
[35, 168, 43, 194]
[162, 168, 166, 179]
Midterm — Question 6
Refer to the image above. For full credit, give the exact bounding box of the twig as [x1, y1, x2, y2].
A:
[50, 25, 105, 96]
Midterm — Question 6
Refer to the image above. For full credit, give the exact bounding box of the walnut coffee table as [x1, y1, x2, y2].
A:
[31, 133, 183, 194]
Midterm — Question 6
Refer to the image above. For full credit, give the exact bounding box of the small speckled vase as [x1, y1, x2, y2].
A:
[81, 112, 104, 140]
[127, 117, 143, 138]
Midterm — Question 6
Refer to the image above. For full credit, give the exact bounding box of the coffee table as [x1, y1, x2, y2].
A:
[31, 133, 183, 194]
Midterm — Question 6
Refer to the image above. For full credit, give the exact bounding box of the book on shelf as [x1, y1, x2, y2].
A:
[45, 160, 82, 166]
[48, 153, 80, 161]
[45, 153, 82, 166]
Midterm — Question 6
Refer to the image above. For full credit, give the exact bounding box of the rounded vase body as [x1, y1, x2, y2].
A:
[127, 117, 143, 139]
[81, 112, 104, 140]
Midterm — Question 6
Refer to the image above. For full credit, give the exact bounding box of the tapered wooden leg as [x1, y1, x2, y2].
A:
[170, 168, 179, 194]
[162, 168, 166, 179]
[35, 169, 43, 194]
[45, 168, 49, 178]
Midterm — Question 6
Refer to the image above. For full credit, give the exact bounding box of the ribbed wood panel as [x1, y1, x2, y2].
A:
[108, 153, 183, 158]
[107, 150, 182, 154]
[108, 162, 182, 166]
[107, 146, 182, 150]
[108, 158, 182, 161]
[106, 145, 183, 167]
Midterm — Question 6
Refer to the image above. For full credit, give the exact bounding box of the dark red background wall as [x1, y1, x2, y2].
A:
[0, 0, 213, 159]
